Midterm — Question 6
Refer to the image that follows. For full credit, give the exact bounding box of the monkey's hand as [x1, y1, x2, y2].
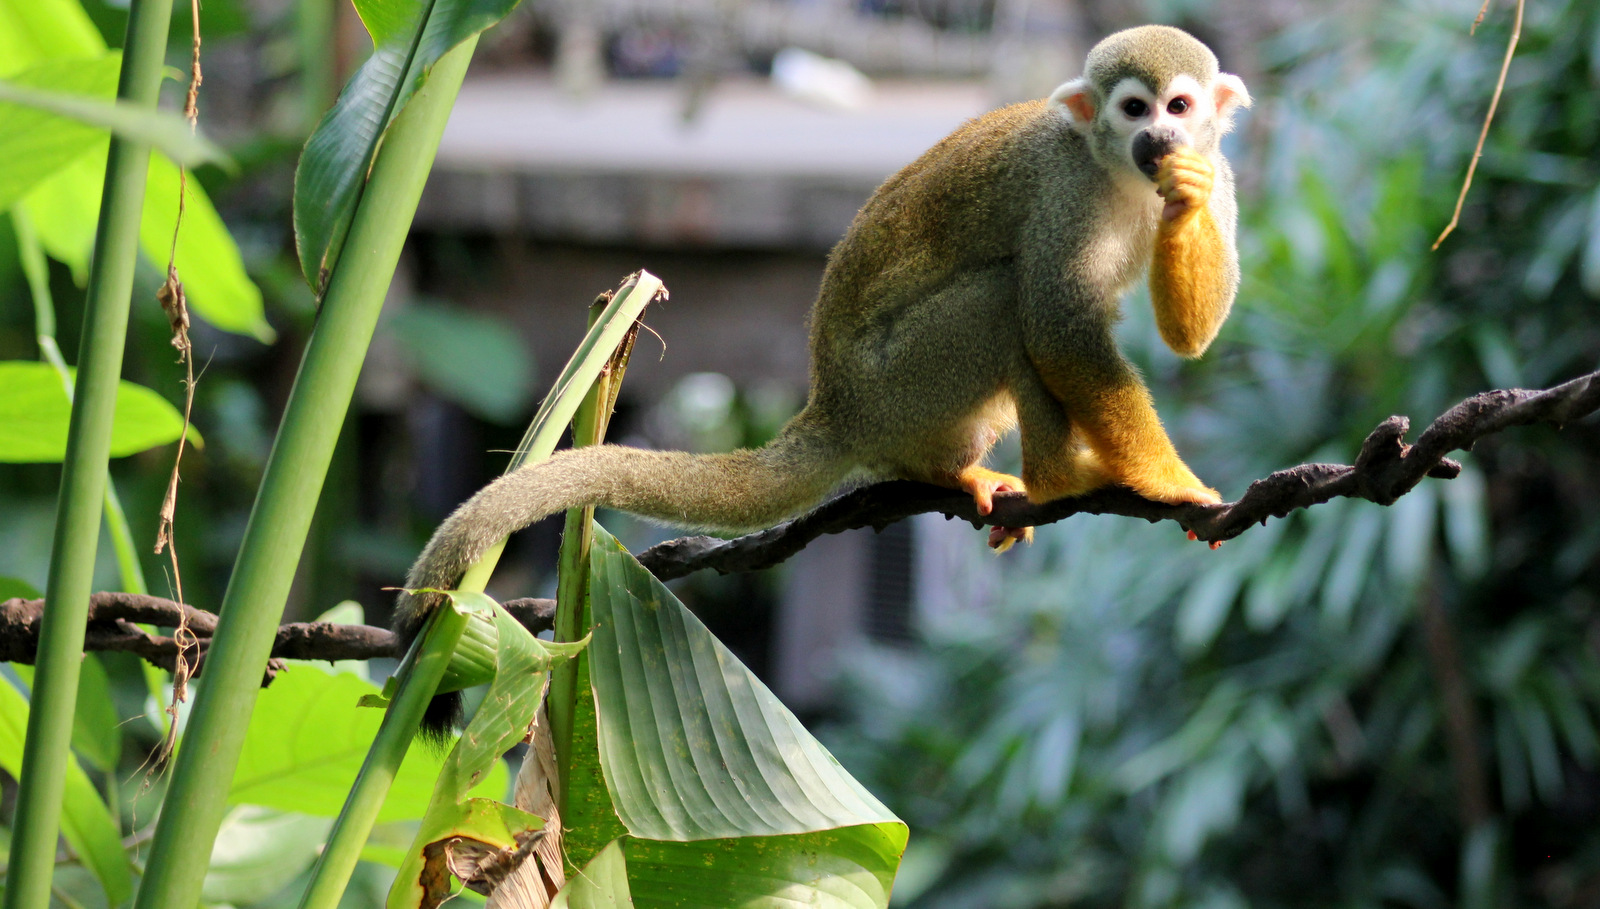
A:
[1154, 147, 1214, 224]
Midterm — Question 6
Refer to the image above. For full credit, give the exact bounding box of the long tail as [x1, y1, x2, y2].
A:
[394, 416, 851, 645]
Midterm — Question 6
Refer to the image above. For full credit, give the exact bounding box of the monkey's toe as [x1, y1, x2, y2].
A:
[989, 525, 1034, 552]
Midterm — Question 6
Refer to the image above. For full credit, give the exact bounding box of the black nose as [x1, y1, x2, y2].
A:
[1133, 128, 1182, 179]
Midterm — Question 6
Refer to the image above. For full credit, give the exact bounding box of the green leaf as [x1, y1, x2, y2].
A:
[203, 806, 332, 905]
[353, 0, 421, 46]
[18, 151, 100, 283]
[387, 301, 535, 423]
[390, 799, 544, 909]
[553, 840, 632, 909]
[18, 145, 272, 341]
[620, 827, 903, 909]
[563, 637, 629, 871]
[586, 523, 904, 841]
[0, 53, 119, 210]
[0, 0, 105, 75]
[141, 152, 274, 341]
[0, 576, 41, 600]
[70, 654, 121, 772]
[228, 662, 508, 823]
[0, 360, 197, 462]
[0, 675, 133, 904]
[0, 71, 228, 175]
[388, 594, 586, 906]
[294, 0, 522, 292]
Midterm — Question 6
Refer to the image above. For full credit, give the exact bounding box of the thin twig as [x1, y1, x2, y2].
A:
[152, 0, 206, 762]
[1433, 0, 1523, 249]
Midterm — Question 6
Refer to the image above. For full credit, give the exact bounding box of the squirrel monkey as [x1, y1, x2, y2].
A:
[396, 25, 1249, 664]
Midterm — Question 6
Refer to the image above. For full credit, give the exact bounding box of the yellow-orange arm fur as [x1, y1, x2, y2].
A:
[1149, 147, 1233, 358]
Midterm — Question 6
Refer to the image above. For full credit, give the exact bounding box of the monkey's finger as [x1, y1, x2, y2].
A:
[971, 487, 994, 515]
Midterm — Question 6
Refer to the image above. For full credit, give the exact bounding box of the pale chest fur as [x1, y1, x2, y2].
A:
[1082, 172, 1163, 296]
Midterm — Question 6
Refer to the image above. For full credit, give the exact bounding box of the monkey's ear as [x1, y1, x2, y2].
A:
[1214, 73, 1252, 118]
[1048, 78, 1097, 132]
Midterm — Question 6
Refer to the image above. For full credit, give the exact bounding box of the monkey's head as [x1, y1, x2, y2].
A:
[1049, 26, 1250, 181]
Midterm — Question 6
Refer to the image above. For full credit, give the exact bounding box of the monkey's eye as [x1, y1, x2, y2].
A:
[1167, 97, 1191, 115]
[1121, 98, 1149, 118]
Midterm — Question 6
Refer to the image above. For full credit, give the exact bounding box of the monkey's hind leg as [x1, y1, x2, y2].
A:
[1027, 350, 1219, 507]
[1013, 370, 1115, 505]
[1072, 380, 1220, 506]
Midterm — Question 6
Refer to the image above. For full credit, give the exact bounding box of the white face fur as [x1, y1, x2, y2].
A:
[1048, 71, 1250, 179]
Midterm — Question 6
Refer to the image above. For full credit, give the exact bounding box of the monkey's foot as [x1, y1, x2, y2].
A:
[955, 466, 1035, 552]
[1155, 147, 1214, 223]
[1187, 529, 1223, 550]
[990, 525, 1033, 553]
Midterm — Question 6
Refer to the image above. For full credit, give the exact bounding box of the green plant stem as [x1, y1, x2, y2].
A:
[297, 0, 336, 133]
[550, 302, 635, 814]
[295, 604, 470, 909]
[130, 35, 482, 909]
[2, 0, 173, 904]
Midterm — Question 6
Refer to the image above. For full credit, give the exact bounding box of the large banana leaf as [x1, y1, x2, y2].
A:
[565, 525, 907, 908]
[293, 0, 521, 294]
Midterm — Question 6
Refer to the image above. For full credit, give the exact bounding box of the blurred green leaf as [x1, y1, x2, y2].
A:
[70, 654, 120, 772]
[18, 145, 271, 341]
[228, 662, 508, 823]
[1384, 483, 1437, 592]
[140, 152, 273, 341]
[0, 577, 41, 600]
[1177, 563, 1243, 654]
[0, 53, 119, 210]
[0, 69, 227, 174]
[203, 806, 331, 905]
[0, 0, 104, 74]
[388, 301, 534, 423]
[0, 360, 197, 462]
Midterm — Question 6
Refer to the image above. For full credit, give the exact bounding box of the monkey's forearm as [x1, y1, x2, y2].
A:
[1149, 207, 1234, 358]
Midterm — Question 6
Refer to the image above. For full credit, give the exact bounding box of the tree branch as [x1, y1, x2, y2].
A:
[0, 593, 555, 683]
[636, 369, 1600, 580]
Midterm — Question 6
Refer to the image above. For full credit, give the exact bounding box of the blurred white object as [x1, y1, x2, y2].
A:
[770, 46, 872, 110]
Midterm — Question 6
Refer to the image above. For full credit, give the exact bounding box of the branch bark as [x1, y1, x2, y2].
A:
[0, 593, 554, 683]
[636, 369, 1600, 580]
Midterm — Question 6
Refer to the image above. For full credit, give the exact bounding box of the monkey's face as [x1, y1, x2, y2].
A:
[1050, 69, 1249, 182]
